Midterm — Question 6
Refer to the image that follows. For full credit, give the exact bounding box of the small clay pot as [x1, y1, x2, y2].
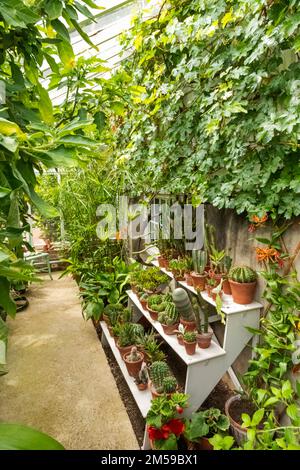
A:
[197, 331, 213, 349]
[222, 278, 232, 295]
[146, 305, 159, 321]
[149, 381, 177, 399]
[225, 395, 248, 445]
[229, 280, 257, 305]
[184, 272, 193, 286]
[210, 272, 223, 286]
[158, 256, 169, 269]
[137, 382, 148, 391]
[161, 323, 179, 335]
[123, 350, 144, 377]
[117, 342, 135, 358]
[177, 334, 184, 345]
[180, 318, 196, 332]
[140, 298, 148, 310]
[191, 272, 207, 291]
[184, 340, 197, 355]
[199, 437, 214, 451]
[173, 273, 185, 282]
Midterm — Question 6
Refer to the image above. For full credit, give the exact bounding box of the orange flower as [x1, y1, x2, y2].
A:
[251, 214, 268, 224]
[256, 247, 284, 267]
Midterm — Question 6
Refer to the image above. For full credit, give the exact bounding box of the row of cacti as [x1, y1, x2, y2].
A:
[149, 361, 177, 394]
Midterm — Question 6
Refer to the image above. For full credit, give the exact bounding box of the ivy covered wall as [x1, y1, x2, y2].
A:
[117, 0, 300, 220]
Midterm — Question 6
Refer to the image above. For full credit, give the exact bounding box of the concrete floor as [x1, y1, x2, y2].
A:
[0, 273, 138, 450]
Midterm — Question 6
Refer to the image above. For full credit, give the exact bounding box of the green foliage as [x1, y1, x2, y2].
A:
[162, 376, 177, 394]
[183, 331, 196, 343]
[0, 423, 64, 450]
[192, 250, 207, 274]
[184, 408, 229, 442]
[229, 265, 257, 283]
[117, 322, 143, 348]
[149, 360, 171, 393]
[117, 0, 300, 219]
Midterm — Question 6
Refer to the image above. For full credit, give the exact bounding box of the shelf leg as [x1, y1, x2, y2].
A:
[142, 427, 151, 450]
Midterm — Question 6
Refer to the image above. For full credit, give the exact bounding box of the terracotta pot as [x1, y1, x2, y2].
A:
[123, 351, 144, 377]
[197, 331, 213, 349]
[184, 340, 197, 355]
[180, 318, 196, 332]
[184, 272, 193, 286]
[229, 280, 257, 305]
[149, 381, 177, 399]
[158, 256, 169, 269]
[117, 342, 135, 358]
[191, 272, 207, 291]
[210, 272, 223, 286]
[225, 395, 248, 445]
[140, 298, 147, 310]
[137, 382, 148, 391]
[131, 285, 138, 294]
[146, 304, 159, 321]
[199, 437, 214, 450]
[177, 334, 184, 345]
[222, 278, 232, 295]
[161, 322, 179, 335]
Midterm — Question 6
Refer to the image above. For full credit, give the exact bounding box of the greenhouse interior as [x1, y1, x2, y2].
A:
[0, 0, 300, 453]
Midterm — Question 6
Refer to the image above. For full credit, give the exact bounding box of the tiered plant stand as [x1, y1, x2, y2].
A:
[101, 261, 262, 449]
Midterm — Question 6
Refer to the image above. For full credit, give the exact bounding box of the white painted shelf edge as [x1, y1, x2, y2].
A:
[152, 260, 262, 315]
[100, 320, 151, 418]
[128, 290, 226, 366]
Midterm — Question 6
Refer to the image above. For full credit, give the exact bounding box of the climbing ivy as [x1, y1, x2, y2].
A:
[117, 0, 300, 219]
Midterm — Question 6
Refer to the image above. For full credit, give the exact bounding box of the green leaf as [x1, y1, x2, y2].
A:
[84, 300, 104, 321]
[155, 434, 178, 450]
[51, 19, 70, 42]
[251, 408, 264, 426]
[45, 0, 63, 20]
[38, 147, 78, 168]
[0, 137, 18, 153]
[264, 396, 279, 407]
[0, 118, 24, 137]
[296, 380, 300, 399]
[241, 413, 251, 428]
[94, 111, 107, 132]
[70, 19, 98, 50]
[0, 277, 16, 316]
[57, 119, 93, 137]
[246, 428, 256, 442]
[37, 85, 54, 124]
[110, 101, 125, 116]
[108, 288, 120, 304]
[27, 187, 58, 218]
[74, 1, 96, 21]
[286, 404, 300, 423]
[0, 423, 64, 450]
[282, 380, 293, 399]
[57, 135, 100, 148]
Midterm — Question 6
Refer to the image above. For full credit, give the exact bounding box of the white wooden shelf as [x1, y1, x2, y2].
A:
[128, 290, 226, 366]
[100, 320, 152, 418]
[152, 259, 262, 315]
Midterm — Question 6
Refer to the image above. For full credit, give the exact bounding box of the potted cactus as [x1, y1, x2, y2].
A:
[190, 250, 207, 290]
[147, 293, 172, 321]
[206, 277, 218, 300]
[229, 266, 257, 304]
[149, 361, 178, 397]
[183, 257, 194, 286]
[135, 366, 149, 390]
[116, 323, 143, 357]
[183, 331, 197, 355]
[175, 323, 185, 345]
[172, 287, 196, 331]
[193, 293, 213, 349]
[158, 303, 179, 335]
[139, 292, 148, 310]
[123, 346, 144, 378]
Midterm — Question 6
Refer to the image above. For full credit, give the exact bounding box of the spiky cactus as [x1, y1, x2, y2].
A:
[165, 303, 179, 321]
[162, 376, 177, 394]
[192, 249, 207, 274]
[149, 361, 171, 392]
[229, 266, 257, 283]
[172, 288, 195, 322]
[127, 346, 142, 362]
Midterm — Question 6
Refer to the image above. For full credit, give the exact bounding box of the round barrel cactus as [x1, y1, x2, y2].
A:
[229, 266, 257, 283]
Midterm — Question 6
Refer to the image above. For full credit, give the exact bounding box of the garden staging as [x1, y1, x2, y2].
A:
[1, 0, 300, 453]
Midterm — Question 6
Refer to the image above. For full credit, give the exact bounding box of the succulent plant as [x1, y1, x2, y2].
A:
[118, 323, 143, 347]
[162, 376, 177, 394]
[172, 288, 195, 322]
[192, 249, 207, 274]
[229, 266, 257, 283]
[183, 331, 197, 343]
[135, 366, 148, 386]
[126, 346, 142, 362]
[149, 361, 171, 392]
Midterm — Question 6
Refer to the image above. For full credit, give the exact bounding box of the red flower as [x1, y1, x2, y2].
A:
[176, 405, 184, 414]
[148, 426, 169, 441]
[164, 419, 185, 436]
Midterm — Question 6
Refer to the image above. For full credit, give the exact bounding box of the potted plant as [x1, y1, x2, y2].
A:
[184, 257, 194, 286]
[190, 249, 207, 290]
[228, 266, 257, 304]
[146, 393, 188, 450]
[123, 346, 144, 378]
[148, 361, 178, 398]
[135, 366, 149, 391]
[183, 330, 197, 355]
[142, 340, 166, 364]
[169, 258, 187, 281]
[158, 303, 179, 335]
[206, 277, 217, 299]
[175, 323, 185, 345]
[193, 292, 213, 349]
[139, 292, 148, 310]
[147, 293, 171, 321]
[172, 287, 196, 331]
[116, 323, 143, 357]
[184, 408, 230, 450]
